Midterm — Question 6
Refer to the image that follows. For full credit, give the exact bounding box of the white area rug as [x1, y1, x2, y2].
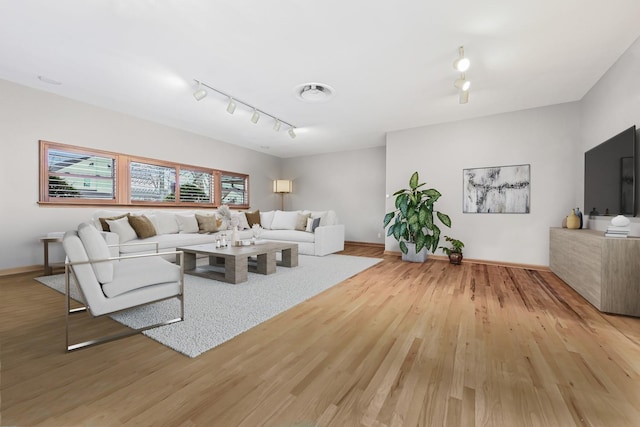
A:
[36, 254, 381, 358]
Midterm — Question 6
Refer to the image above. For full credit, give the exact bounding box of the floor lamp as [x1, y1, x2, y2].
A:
[274, 180, 292, 210]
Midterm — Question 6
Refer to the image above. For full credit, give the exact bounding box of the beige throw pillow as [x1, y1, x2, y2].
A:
[195, 214, 220, 233]
[99, 213, 128, 231]
[127, 214, 157, 239]
[295, 213, 311, 231]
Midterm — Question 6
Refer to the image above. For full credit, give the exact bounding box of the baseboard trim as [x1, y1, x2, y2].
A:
[383, 250, 550, 271]
[0, 265, 43, 277]
[345, 241, 385, 249]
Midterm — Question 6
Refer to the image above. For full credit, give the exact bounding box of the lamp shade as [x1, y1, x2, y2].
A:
[273, 179, 292, 193]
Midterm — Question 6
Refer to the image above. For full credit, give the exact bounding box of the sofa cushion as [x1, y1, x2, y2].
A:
[233, 212, 250, 230]
[106, 217, 138, 243]
[260, 229, 315, 243]
[99, 213, 128, 231]
[127, 214, 157, 239]
[176, 213, 199, 233]
[295, 213, 311, 231]
[271, 210, 299, 230]
[195, 213, 221, 233]
[78, 222, 114, 284]
[153, 211, 180, 234]
[260, 210, 275, 229]
[245, 210, 261, 227]
[102, 256, 181, 298]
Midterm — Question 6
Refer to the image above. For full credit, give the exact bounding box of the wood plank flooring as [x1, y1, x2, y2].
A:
[1, 244, 639, 426]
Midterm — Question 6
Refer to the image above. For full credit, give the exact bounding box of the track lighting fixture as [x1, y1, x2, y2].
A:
[250, 109, 260, 124]
[459, 90, 469, 104]
[226, 98, 236, 114]
[452, 47, 471, 104]
[454, 74, 471, 91]
[453, 46, 470, 72]
[193, 82, 207, 101]
[192, 79, 296, 138]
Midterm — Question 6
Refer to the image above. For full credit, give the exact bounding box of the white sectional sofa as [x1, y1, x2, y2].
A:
[90, 208, 344, 257]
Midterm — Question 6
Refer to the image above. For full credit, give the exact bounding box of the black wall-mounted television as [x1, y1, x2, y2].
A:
[584, 125, 637, 217]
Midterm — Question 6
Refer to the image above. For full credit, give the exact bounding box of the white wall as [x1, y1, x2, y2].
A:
[579, 35, 640, 235]
[385, 103, 581, 266]
[281, 146, 386, 243]
[0, 79, 282, 271]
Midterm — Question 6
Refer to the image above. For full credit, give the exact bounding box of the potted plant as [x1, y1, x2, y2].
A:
[383, 171, 451, 262]
[439, 236, 464, 265]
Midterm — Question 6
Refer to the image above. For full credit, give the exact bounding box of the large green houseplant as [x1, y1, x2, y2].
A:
[383, 171, 451, 262]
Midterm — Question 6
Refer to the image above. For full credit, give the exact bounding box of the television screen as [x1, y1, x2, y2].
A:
[584, 125, 636, 217]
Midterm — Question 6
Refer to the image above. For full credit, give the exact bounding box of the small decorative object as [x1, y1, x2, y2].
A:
[215, 236, 221, 248]
[566, 210, 580, 229]
[221, 233, 227, 247]
[574, 207, 583, 229]
[252, 223, 262, 240]
[561, 216, 568, 228]
[231, 226, 239, 246]
[439, 236, 464, 265]
[383, 171, 451, 262]
[611, 215, 631, 227]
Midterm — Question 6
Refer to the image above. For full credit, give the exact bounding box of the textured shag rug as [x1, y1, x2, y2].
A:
[36, 254, 381, 357]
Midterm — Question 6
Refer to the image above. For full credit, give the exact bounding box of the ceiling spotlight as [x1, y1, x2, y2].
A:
[454, 74, 471, 91]
[193, 82, 207, 101]
[459, 90, 469, 104]
[453, 46, 470, 72]
[226, 98, 236, 114]
[273, 119, 281, 132]
[250, 109, 260, 124]
[288, 127, 296, 139]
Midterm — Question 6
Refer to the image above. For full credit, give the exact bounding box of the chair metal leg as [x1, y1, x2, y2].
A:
[65, 263, 185, 352]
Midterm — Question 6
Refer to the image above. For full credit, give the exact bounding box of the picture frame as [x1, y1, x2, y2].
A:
[463, 164, 530, 213]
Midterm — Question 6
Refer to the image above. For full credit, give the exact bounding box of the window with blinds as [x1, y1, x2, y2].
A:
[46, 148, 116, 200]
[39, 141, 249, 208]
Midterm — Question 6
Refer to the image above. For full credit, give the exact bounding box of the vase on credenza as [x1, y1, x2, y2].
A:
[566, 210, 580, 229]
[574, 207, 583, 229]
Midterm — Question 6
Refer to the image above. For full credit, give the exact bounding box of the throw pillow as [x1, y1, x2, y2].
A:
[98, 213, 128, 231]
[127, 214, 157, 239]
[295, 213, 311, 231]
[105, 217, 138, 243]
[78, 222, 114, 284]
[195, 213, 218, 233]
[153, 211, 180, 234]
[270, 210, 300, 230]
[176, 213, 199, 233]
[232, 212, 250, 230]
[305, 217, 321, 233]
[260, 210, 275, 229]
[245, 210, 261, 227]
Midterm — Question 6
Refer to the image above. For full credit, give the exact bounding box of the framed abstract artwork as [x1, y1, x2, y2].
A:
[463, 164, 530, 213]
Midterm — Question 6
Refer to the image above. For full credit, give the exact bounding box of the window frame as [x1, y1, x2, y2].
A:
[39, 140, 250, 209]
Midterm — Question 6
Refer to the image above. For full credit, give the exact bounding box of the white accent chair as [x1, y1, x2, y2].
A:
[62, 223, 185, 351]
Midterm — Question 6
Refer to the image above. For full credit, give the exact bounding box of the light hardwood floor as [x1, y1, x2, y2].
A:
[1, 244, 639, 426]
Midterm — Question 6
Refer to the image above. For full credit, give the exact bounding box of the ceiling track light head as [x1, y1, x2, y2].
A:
[273, 119, 281, 132]
[454, 73, 471, 91]
[453, 46, 470, 72]
[193, 81, 208, 101]
[288, 127, 296, 139]
[459, 89, 470, 104]
[226, 98, 236, 114]
[250, 109, 260, 124]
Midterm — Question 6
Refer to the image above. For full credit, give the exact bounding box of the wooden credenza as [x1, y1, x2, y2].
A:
[549, 227, 640, 317]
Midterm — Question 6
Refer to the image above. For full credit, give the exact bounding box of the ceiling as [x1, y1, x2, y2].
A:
[2, 1, 640, 158]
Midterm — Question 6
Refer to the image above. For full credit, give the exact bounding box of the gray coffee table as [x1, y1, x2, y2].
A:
[176, 241, 298, 284]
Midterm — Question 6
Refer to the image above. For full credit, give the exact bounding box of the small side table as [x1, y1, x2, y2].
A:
[40, 233, 64, 275]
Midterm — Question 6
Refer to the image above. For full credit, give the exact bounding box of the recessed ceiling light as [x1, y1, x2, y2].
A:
[294, 82, 335, 103]
[38, 75, 62, 85]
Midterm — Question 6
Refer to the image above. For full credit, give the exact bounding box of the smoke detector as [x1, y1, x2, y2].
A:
[294, 83, 335, 103]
